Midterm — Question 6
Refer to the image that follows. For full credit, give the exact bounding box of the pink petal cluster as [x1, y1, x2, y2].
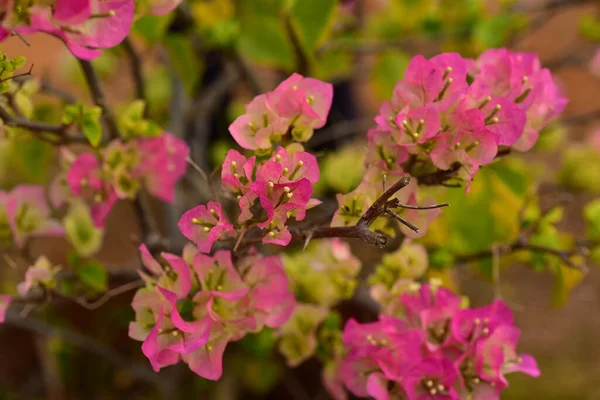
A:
[61, 132, 189, 227]
[229, 73, 333, 150]
[0, 0, 135, 60]
[330, 284, 539, 400]
[0, 185, 64, 248]
[180, 146, 320, 250]
[130, 245, 295, 380]
[368, 50, 567, 190]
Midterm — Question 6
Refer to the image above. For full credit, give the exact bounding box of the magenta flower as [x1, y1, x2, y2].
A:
[400, 283, 461, 346]
[270, 73, 334, 142]
[228, 94, 290, 150]
[401, 357, 461, 400]
[4, 185, 64, 247]
[0, 295, 11, 323]
[141, 305, 183, 372]
[450, 299, 514, 344]
[475, 326, 540, 387]
[178, 202, 236, 253]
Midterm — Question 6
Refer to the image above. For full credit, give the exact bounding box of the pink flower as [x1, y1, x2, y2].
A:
[270, 73, 334, 142]
[238, 252, 295, 329]
[221, 150, 255, 195]
[590, 47, 600, 78]
[17, 256, 58, 296]
[4, 185, 64, 247]
[401, 357, 460, 400]
[258, 146, 320, 184]
[146, 0, 182, 15]
[182, 327, 230, 380]
[134, 132, 190, 202]
[0, 295, 11, 323]
[192, 251, 249, 303]
[228, 94, 289, 150]
[67, 152, 117, 227]
[178, 202, 236, 253]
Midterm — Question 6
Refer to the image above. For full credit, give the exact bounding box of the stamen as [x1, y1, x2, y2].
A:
[203, 227, 210, 232]
[429, 388, 437, 395]
[283, 186, 291, 193]
[443, 66, 453, 79]
[275, 155, 281, 162]
[231, 160, 237, 168]
[426, 380, 434, 387]
[172, 330, 179, 336]
[416, 119, 425, 134]
[515, 88, 532, 104]
[216, 285, 223, 291]
[478, 96, 492, 109]
[268, 231, 276, 237]
[209, 209, 218, 217]
[485, 104, 501, 124]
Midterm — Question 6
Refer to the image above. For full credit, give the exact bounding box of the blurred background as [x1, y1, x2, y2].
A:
[2, 0, 600, 399]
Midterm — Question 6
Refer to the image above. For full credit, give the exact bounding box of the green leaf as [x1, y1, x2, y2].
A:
[551, 263, 584, 307]
[289, 0, 337, 52]
[11, 55, 26, 69]
[64, 202, 104, 257]
[81, 116, 102, 147]
[163, 34, 202, 96]
[584, 199, 600, 240]
[78, 260, 108, 292]
[133, 13, 174, 43]
[371, 51, 411, 100]
[237, 17, 294, 69]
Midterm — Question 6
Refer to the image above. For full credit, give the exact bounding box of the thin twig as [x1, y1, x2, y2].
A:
[71, 280, 144, 310]
[0, 105, 87, 144]
[456, 241, 588, 273]
[0, 64, 34, 84]
[77, 59, 119, 139]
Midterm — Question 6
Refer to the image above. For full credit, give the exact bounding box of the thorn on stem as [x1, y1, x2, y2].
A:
[395, 202, 449, 210]
[385, 209, 420, 233]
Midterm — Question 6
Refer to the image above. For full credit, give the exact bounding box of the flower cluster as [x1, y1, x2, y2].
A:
[329, 284, 539, 400]
[129, 245, 295, 380]
[52, 132, 188, 227]
[0, 0, 181, 59]
[0, 185, 64, 248]
[367, 49, 567, 190]
[179, 73, 332, 250]
[229, 73, 333, 150]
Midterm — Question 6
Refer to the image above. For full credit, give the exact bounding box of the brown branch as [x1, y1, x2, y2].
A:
[284, 15, 310, 76]
[229, 49, 263, 96]
[294, 174, 413, 248]
[0, 105, 87, 144]
[77, 59, 119, 139]
[3, 312, 172, 392]
[122, 38, 148, 116]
